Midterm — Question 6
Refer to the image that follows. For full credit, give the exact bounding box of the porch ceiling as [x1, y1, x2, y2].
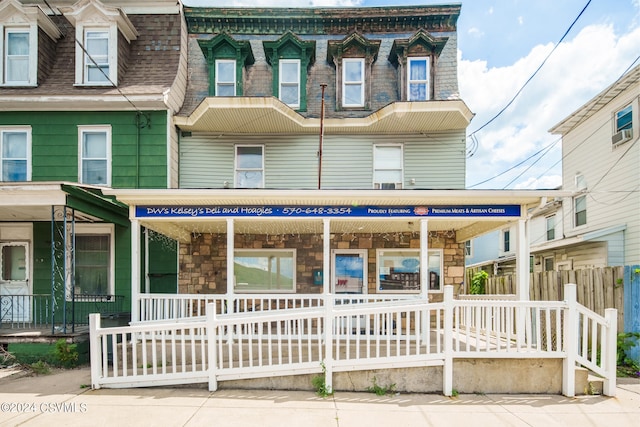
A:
[174, 98, 474, 134]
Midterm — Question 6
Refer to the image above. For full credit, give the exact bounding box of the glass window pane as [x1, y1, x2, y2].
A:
[86, 33, 108, 56]
[87, 65, 109, 82]
[409, 59, 427, 80]
[375, 146, 401, 169]
[3, 132, 27, 158]
[236, 146, 262, 168]
[344, 84, 362, 105]
[75, 235, 110, 295]
[616, 105, 632, 131]
[409, 83, 427, 101]
[216, 84, 235, 96]
[83, 132, 107, 158]
[2, 160, 27, 181]
[217, 61, 235, 83]
[235, 170, 262, 188]
[374, 170, 402, 183]
[7, 32, 29, 55]
[280, 61, 299, 83]
[82, 160, 107, 185]
[1, 245, 26, 281]
[234, 250, 295, 292]
[344, 60, 362, 82]
[280, 85, 299, 105]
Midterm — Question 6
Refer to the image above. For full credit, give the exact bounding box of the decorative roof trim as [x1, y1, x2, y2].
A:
[388, 29, 449, 65]
[60, 0, 138, 42]
[185, 5, 461, 35]
[0, 0, 62, 40]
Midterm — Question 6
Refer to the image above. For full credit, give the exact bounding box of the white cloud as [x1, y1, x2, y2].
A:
[467, 27, 484, 38]
[518, 16, 523, 25]
[460, 23, 640, 189]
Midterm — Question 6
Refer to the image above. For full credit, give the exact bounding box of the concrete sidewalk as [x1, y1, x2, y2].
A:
[0, 367, 638, 427]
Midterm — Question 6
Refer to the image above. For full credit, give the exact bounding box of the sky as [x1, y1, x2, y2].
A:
[182, 0, 640, 190]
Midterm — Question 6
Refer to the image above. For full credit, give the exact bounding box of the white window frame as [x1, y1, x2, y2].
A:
[215, 59, 236, 96]
[615, 104, 632, 133]
[342, 58, 365, 107]
[373, 144, 403, 189]
[279, 59, 300, 108]
[464, 240, 472, 257]
[1, 26, 37, 86]
[546, 215, 555, 241]
[574, 194, 587, 228]
[68, 224, 115, 300]
[75, 25, 117, 86]
[501, 229, 511, 254]
[78, 125, 111, 186]
[0, 127, 31, 182]
[376, 248, 443, 293]
[407, 57, 429, 101]
[234, 144, 264, 189]
[234, 248, 296, 293]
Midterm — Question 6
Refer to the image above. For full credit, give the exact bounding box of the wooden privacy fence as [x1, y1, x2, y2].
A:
[466, 267, 626, 332]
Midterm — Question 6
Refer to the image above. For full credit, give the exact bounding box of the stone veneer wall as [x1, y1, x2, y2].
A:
[179, 231, 464, 300]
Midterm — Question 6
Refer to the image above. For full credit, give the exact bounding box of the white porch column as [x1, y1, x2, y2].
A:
[420, 219, 429, 300]
[515, 218, 530, 301]
[131, 218, 140, 323]
[323, 218, 331, 295]
[226, 218, 235, 313]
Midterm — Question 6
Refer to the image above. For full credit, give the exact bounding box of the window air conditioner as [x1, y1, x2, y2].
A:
[375, 183, 402, 189]
[611, 129, 632, 145]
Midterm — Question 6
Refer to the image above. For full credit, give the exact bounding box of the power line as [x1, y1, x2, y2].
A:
[467, 0, 592, 139]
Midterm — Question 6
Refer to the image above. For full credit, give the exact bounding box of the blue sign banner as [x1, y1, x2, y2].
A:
[135, 205, 521, 218]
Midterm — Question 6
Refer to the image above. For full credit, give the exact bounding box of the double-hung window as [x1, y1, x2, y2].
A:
[407, 57, 429, 101]
[279, 59, 300, 108]
[234, 249, 296, 293]
[574, 195, 586, 227]
[215, 59, 236, 96]
[70, 225, 114, 299]
[374, 144, 403, 189]
[84, 30, 110, 84]
[4, 29, 30, 85]
[0, 128, 30, 181]
[342, 58, 364, 107]
[235, 145, 263, 188]
[79, 126, 111, 186]
[546, 215, 555, 241]
[502, 229, 511, 253]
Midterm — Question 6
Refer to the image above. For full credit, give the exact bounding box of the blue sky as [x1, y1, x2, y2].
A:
[182, 0, 640, 189]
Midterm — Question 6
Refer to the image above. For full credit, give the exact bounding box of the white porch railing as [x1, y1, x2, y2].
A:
[91, 284, 617, 397]
[136, 293, 418, 323]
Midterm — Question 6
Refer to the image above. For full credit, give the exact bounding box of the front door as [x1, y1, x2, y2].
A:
[0, 242, 30, 322]
[331, 249, 368, 294]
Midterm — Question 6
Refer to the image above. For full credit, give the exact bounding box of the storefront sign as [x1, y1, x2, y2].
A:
[136, 205, 521, 218]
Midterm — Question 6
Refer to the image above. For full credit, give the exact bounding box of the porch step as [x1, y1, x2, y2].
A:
[575, 367, 604, 395]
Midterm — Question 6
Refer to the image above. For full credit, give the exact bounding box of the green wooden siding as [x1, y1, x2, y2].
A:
[179, 132, 466, 189]
[0, 110, 168, 189]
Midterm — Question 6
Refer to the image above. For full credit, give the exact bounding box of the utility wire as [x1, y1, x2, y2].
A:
[467, 0, 592, 139]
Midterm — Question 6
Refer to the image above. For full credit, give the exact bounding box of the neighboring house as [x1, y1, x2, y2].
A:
[102, 5, 566, 322]
[0, 0, 186, 329]
[546, 64, 639, 268]
[467, 65, 639, 277]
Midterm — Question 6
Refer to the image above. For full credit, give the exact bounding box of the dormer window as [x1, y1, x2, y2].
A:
[0, 0, 61, 87]
[263, 32, 315, 111]
[60, 0, 138, 87]
[327, 32, 380, 111]
[199, 33, 254, 97]
[84, 30, 109, 83]
[388, 29, 448, 102]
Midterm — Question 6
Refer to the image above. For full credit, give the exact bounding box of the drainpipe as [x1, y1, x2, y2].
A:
[318, 84, 326, 189]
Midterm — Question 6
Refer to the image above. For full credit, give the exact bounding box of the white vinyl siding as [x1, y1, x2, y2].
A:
[179, 132, 466, 190]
